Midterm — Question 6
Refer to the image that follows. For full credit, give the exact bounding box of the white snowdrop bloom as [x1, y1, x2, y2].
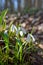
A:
[16, 27, 21, 34]
[20, 31, 23, 36]
[26, 34, 31, 43]
[16, 29, 19, 35]
[10, 25, 17, 32]
[29, 34, 35, 42]
[20, 27, 26, 34]
[4, 30, 8, 34]
[26, 34, 35, 43]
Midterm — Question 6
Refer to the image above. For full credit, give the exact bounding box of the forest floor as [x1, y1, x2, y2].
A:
[5, 10, 43, 65]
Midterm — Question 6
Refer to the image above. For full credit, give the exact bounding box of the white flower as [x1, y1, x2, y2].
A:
[26, 34, 31, 43]
[26, 34, 35, 43]
[16, 29, 19, 35]
[4, 30, 8, 34]
[10, 25, 17, 32]
[29, 34, 35, 42]
[20, 27, 26, 34]
[20, 31, 23, 36]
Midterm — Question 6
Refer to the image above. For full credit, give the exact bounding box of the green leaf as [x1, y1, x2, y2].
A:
[0, 9, 8, 32]
[0, 9, 8, 24]
[2, 33, 9, 44]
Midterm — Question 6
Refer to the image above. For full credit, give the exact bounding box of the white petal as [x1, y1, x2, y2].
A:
[26, 34, 35, 43]
[26, 34, 31, 42]
[20, 31, 23, 36]
[10, 25, 17, 32]
[29, 34, 35, 42]
[20, 27, 26, 34]
[4, 30, 8, 34]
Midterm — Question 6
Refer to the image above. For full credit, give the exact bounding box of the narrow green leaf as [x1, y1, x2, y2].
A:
[0, 9, 8, 24]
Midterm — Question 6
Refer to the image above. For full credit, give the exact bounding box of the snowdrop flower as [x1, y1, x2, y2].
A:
[16, 29, 20, 35]
[16, 27, 26, 36]
[19, 31, 23, 37]
[16, 27, 21, 35]
[29, 34, 35, 42]
[20, 27, 27, 34]
[26, 34, 31, 43]
[10, 25, 17, 32]
[26, 34, 35, 43]
[4, 30, 8, 34]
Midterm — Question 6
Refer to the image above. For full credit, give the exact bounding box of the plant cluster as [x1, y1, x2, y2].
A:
[0, 10, 36, 65]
